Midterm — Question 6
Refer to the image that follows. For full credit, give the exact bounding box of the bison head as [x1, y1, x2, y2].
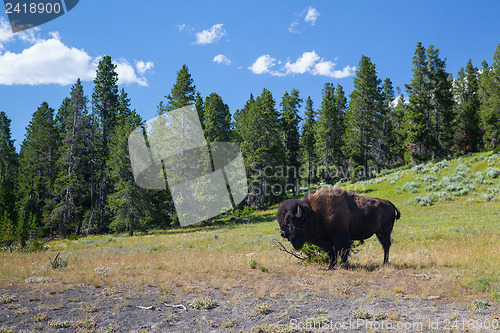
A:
[277, 199, 310, 250]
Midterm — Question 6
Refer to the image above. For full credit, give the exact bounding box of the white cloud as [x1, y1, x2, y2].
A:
[136, 60, 154, 74]
[392, 95, 409, 107]
[195, 24, 226, 45]
[0, 17, 43, 50]
[288, 20, 300, 34]
[213, 54, 231, 65]
[250, 51, 355, 79]
[304, 7, 320, 25]
[285, 51, 320, 74]
[313, 61, 355, 79]
[248, 54, 284, 76]
[287, 6, 320, 34]
[114, 60, 149, 86]
[0, 17, 15, 50]
[0, 26, 152, 86]
[0, 38, 97, 85]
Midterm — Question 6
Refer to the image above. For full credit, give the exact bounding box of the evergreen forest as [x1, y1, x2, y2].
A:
[1, 42, 500, 246]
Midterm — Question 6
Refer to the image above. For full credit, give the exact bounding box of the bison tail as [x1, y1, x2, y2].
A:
[394, 206, 401, 220]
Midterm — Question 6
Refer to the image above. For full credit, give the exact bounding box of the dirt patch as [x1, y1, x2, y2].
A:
[1, 282, 498, 332]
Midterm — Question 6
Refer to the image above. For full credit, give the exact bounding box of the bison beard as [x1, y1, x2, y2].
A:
[277, 188, 401, 269]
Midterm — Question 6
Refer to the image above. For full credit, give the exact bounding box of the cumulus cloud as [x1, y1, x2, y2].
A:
[136, 60, 154, 75]
[313, 61, 355, 79]
[0, 26, 152, 86]
[248, 54, 284, 76]
[213, 54, 231, 65]
[195, 24, 226, 45]
[250, 51, 355, 79]
[285, 51, 320, 74]
[114, 60, 149, 86]
[304, 7, 320, 25]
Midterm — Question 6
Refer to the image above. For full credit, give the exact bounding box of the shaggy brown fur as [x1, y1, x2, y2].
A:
[277, 188, 401, 269]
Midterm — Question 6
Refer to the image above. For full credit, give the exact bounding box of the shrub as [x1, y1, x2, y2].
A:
[402, 182, 421, 193]
[435, 160, 449, 169]
[411, 164, 427, 174]
[254, 302, 272, 315]
[419, 175, 437, 184]
[301, 243, 328, 264]
[485, 167, 500, 178]
[414, 195, 432, 206]
[474, 300, 490, 309]
[249, 259, 257, 269]
[48, 253, 67, 270]
[425, 183, 441, 192]
[413, 192, 452, 206]
[386, 175, 399, 184]
[482, 193, 494, 202]
[190, 297, 217, 310]
[48, 320, 72, 328]
[455, 163, 470, 176]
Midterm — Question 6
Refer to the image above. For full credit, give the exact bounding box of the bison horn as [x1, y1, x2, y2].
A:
[296, 205, 302, 218]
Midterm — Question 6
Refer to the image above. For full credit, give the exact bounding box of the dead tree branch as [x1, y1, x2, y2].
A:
[273, 239, 307, 261]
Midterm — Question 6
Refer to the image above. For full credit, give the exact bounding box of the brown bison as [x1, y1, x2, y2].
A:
[277, 188, 401, 269]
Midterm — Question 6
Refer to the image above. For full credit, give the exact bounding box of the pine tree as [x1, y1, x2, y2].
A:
[380, 78, 395, 165]
[0, 210, 15, 247]
[237, 89, 283, 208]
[195, 92, 204, 126]
[234, 94, 255, 144]
[89, 56, 120, 232]
[107, 90, 150, 236]
[150, 65, 199, 226]
[300, 96, 316, 187]
[203, 93, 232, 143]
[427, 45, 454, 157]
[405, 42, 432, 163]
[453, 60, 482, 154]
[280, 89, 302, 194]
[160, 64, 196, 114]
[390, 94, 409, 165]
[18, 102, 58, 232]
[479, 43, 500, 149]
[315, 84, 346, 183]
[52, 79, 91, 236]
[344, 56, 383, 179]
[0, 112, 18, 223]
[55, 97, 71, 139]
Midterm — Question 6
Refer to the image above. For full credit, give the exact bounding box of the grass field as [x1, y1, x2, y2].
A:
[1, 152, 499, 304]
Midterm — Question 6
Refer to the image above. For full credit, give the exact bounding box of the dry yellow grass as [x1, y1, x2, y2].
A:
[1, 153, 499, 304]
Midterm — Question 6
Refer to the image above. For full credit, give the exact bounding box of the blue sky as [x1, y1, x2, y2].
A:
[1, 0, 500, 150]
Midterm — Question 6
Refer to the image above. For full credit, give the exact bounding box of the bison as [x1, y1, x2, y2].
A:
[277, 188, 401, 269]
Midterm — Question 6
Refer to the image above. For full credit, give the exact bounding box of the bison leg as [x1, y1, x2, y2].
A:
[334, 234, 352, 269]
[327, 249, 337, 270]
[376, 233, 391, 265]
[338, 248, 350, 269]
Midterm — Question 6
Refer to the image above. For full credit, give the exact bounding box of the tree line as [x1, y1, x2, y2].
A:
[1, 42, 500, 245]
